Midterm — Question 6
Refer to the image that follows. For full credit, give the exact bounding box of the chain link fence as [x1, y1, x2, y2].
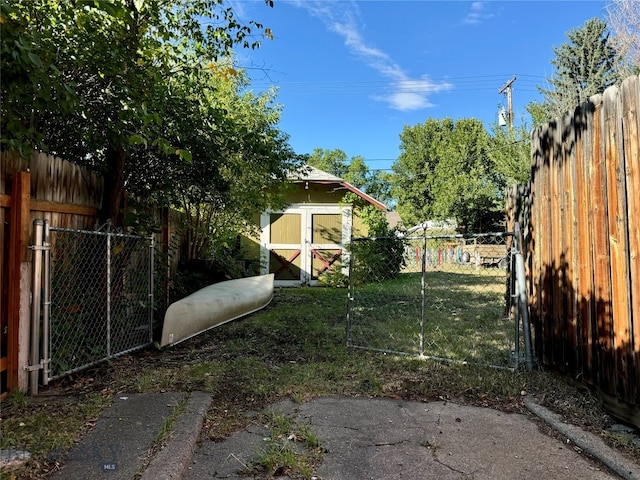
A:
[346, 230, 525, 369]
[46, 225, 154, 380]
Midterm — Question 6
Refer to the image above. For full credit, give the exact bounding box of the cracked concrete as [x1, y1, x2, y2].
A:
[184, 396, 626, 480]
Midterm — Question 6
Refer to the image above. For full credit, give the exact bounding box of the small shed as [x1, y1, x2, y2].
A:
[255, 165, 386, 286]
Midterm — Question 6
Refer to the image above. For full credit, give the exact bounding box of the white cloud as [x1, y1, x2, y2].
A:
[290, 0, 452, 111]
[463, 2, 494, 25]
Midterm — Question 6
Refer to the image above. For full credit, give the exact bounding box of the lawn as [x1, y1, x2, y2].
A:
[348, 268, 516, 368]
[1, 284, 637, 478]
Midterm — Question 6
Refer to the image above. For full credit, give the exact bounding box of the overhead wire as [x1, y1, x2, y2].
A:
[246, 73, 547, 97]
[361, 137, 529, 173]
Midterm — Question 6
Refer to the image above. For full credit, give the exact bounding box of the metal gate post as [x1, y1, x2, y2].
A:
[419, 231, 427, 357]
[41, 220, 51, 385]
[106, 227, 112, 357]
[148, 234, 155, 343]
[28, 220, 44, 394]
[345, 236, 355, 346]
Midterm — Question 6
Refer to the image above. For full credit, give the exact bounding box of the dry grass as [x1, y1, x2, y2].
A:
[1, 286, 638, 478]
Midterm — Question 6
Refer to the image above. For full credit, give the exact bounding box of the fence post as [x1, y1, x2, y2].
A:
[514, 222, 534, 371]
[29, 220, 44, 394]
[8, 171, 31, 392]
[148, 234, 155, 344]
[41, 220, 51, 386]
[106, 224, 112, 357]
[419, 231, 427, 357]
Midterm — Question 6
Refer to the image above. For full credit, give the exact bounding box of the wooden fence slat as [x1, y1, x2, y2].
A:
[621, 76, 640, 402]
[529, 131, 542, 355]
[604, 86, 632, 401]
[539, 124, 554, 365]
[563, 112, 578, 374]
[551, 118, 567, 369]
[575, 102, 595, 381]
[588, 94, 618, 396]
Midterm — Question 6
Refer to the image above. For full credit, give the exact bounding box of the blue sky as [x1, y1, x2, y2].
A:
[233, 0, 609, 172]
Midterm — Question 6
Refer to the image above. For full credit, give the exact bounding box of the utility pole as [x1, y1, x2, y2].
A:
[498, 76, 516, 130]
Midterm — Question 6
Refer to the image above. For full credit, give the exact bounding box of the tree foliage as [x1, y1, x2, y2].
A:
[306, 148, 393, 207]
[488, 120, 532, 186]
[1, 0, 283, 228]
[537, 17, 623, 120]
[392, 118, 504, 233]
[2, 0, 303, 268]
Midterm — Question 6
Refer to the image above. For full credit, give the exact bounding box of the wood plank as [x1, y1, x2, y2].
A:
[30, 199, 99, 216]
[603, 86, 633, 402]
[590, 94, 616, 396]
[575, 101, 596, 383]
[3, 195, 99, 215]
[529, 132, 543, 355]
[563, 112, 578, 374]
[551, 118, 565, 369]
[538, 124, 554, 364]
[542, 123, 554, 366]
[7, 171, 30, 389]
[621, 75, 640, 404]
[0, 204, 6, 397]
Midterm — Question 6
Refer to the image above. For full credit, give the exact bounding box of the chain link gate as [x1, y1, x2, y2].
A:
[346, 230, 527, 370]
[33, 221, 155, 384]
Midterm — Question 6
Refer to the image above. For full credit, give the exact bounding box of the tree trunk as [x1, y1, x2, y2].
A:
[101, 144, 127, 227]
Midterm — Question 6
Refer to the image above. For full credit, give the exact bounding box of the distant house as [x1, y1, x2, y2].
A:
[244, 165, 387, 286]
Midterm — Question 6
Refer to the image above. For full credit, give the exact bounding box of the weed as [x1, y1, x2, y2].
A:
[5, 390, 30, 410]
[6, 285, 639, 478]
[247, 412, 323, 479]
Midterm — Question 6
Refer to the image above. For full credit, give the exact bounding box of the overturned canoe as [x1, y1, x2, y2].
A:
[159, 274, 274, 348]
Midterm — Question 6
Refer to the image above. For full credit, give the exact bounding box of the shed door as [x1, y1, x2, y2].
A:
[267, 212, 303, 283]
[309, 213, 343, 285]
[262, 206, 351, 286]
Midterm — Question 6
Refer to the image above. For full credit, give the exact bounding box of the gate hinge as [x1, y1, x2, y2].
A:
[29, 245, 48, 251]
[24, 363, 43, 372]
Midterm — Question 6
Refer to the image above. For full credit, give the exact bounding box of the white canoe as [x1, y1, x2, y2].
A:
[158, 274, 274, 348]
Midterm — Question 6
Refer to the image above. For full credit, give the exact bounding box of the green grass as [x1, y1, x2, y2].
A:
[2, 282, 638, 478]
[348, 270, 514, 366]
[245, 412, 323, 479]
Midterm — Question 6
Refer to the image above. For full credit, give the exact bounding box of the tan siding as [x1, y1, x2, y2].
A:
[270, 213, 301, 244]
[352, 214, 368, 237]
[286, 183, 347, 204]
[312, 214, 342, 243]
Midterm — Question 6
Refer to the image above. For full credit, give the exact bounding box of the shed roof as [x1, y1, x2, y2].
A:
[289, 165, 387, 211]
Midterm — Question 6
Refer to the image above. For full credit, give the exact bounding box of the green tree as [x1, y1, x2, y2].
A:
[150, 68, 300, 262]
[1, 0, 275, 225]
[306, 148, 392, 207]
[392, 118, 504, 232]
[537, 17, 623, 120]
[488, 120, 532, 186]
[307, 148, 350, 178]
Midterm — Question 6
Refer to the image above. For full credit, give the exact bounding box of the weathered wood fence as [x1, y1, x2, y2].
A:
[525, 74, 640, 426]
[1, 151, 181, 397]
[1, 151, 104, 397]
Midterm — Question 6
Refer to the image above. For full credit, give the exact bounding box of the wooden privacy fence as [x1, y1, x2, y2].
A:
[1, 151, 103, 397]
[527, 75, 640, 425]
[1, 151, 183, 397]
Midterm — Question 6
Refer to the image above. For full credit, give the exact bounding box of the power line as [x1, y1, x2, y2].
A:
[246, 73, 546, 97]
[361, 137, 529, 173]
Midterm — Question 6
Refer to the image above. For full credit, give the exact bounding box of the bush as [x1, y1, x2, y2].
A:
[318, 268, 349, 288]
[351, 206, 406, 284]
[350, 235, 406, 284]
